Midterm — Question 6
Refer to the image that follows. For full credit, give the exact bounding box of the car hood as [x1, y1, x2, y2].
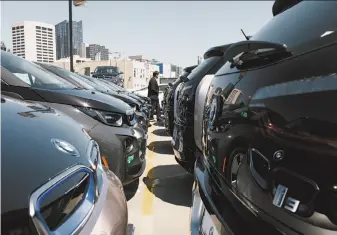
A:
[1, 95, 92, 215]
[107, 91, 141, 106]
[123, 92, 145, 104]
[33, 88, 132, 114]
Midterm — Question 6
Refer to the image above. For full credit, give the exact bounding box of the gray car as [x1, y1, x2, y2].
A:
[1, 95, 128, 235]
[1, 51, 147, 186]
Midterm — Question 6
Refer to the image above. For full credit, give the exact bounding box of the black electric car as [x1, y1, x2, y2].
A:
[36, 63, 149, 133]
[172, 44, 232, 173]
[164, 65, 197, 136]
[96, 77, 152, 110]
[191, 1, 337, 235]
[1, 95, 128, 235]
[1, 52, 147, 186]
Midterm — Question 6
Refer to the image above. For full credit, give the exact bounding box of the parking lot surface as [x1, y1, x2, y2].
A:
[125, 121, 193, 235]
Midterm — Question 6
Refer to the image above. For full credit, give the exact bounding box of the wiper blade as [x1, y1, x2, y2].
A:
[225, 40, 293, 69]
[231, 49, 293, 69]
[73, 87, 85, 90]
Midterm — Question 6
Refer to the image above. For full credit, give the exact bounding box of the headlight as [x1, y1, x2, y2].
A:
[77, 107, 123, 127]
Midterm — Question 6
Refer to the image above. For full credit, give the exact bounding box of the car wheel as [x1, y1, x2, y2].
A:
[225, 148, 246, 188]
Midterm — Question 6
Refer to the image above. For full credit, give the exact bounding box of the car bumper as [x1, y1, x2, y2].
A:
[192, 153, 337, 235]
[172, 122, 196, 170]
[88, 123, 147, 185]
[81, 168, 128, 235]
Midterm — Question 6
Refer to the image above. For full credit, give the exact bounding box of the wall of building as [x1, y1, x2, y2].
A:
[12, 21, 56, 62]
[156, 62, 171, 78]
[51, 59, 160, 89]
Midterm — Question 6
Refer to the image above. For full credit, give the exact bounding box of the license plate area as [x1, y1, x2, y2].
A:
[272, 168, 319, 205]
[201, 208, 220, 235]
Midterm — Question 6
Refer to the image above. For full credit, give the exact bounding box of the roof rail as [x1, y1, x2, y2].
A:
[272, 0, 303, 16]
[203, 43, 233, 59]
[184, 65, 198, 73]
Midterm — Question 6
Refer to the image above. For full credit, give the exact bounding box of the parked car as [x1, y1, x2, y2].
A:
[91, 65, 124, 86]
[132, 84, 168, 111]
[172, 44, 232, 173]
[96, 77, 152, 111]
[36, 63, 149, 133]
[191, 1, 337, 235]
[1, 95, 128, 235]
[1, 52, 147, 186]
[163, 65, 197, 136]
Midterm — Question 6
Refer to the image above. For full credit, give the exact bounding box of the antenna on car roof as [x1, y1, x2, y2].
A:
[240, 29, 250, 41]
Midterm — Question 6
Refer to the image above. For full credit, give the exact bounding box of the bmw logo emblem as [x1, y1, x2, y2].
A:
[273, 150, 284, 162]
[51, 138, 80, 157]
[209, 97, 218, 127]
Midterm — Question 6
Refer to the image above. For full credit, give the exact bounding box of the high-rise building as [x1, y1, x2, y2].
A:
[11, 21, 56, 62]
[55, 20, 83, 60]
[79, 42, 88, 58]
[86, 44, 109, 61]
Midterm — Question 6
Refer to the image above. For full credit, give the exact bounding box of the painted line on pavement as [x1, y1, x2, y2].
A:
[141, 124, 155, 216]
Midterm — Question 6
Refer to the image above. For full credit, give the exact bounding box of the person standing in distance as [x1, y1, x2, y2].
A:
[148, 71, 161, 122]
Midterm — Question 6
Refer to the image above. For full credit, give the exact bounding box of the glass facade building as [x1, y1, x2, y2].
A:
[55, 20, 83, 60]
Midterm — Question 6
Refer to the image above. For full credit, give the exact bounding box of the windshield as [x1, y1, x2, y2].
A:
[252, 2, 337, 54]
[94, 66, 120, 75]
[98, 79, 122, 91]
[1, 52, 76, 90]
[103, 80, 124, 91]
[79, 75, 114, 92]
[40, 64, 95, 90]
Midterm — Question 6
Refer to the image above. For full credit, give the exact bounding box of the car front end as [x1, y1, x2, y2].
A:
[0, 53, 147, 186]
[1, 96, 128, 235]
[164, 66, 197, 136]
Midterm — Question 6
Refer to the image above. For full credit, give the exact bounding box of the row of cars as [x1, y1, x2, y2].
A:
[1, 50, 152, 234]
[163, 1, 337, 234]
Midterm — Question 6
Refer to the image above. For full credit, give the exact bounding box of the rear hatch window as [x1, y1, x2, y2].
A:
[216, 2, 337, 76]
[252, 1, 337, 54]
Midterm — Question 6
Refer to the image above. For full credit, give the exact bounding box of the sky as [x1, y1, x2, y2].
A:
[1, 1, 273, 67]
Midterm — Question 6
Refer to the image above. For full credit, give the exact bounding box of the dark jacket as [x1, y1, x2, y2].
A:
[148, 76, 159, 99]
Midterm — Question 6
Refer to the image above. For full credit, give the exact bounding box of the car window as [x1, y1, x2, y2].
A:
[44, 65, 95, 90]
[1, 52, 76, 90]
[95, 67, 119, 75]
[214, 2, 337, 77]
[252, 2, 337, 53]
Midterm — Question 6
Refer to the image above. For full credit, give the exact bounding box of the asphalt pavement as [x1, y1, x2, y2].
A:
[125, 120, 194, 235]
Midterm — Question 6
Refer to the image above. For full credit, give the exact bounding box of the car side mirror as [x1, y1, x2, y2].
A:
[168, 83, 173, 87]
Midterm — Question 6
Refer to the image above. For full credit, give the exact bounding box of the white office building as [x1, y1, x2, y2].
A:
[11, 21, 56, 62]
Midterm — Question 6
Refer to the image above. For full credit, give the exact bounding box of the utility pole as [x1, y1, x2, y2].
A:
[69, 0, 74, 72]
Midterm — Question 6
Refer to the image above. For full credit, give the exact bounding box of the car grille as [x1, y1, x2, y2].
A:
[29, 164, 97, 234]
[249, 148, 270, 189]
